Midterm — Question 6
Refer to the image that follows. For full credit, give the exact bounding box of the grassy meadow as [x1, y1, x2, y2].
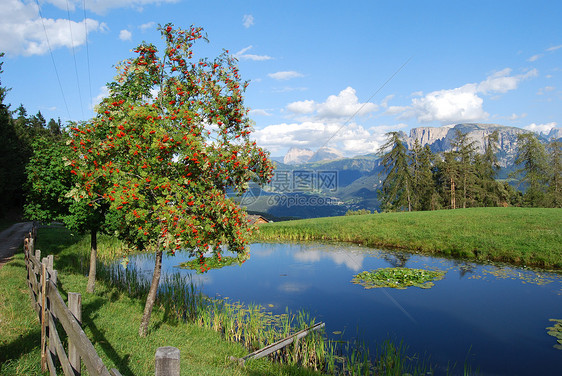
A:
[255, 207, 562, 269]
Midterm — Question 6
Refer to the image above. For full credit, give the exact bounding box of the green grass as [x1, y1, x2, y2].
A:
[255, 207, 562, 269]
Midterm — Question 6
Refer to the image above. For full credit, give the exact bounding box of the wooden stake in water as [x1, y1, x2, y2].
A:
[230, 322, 325, 365]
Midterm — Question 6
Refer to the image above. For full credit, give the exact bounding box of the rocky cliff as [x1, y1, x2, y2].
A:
[403, 123, 542, 167]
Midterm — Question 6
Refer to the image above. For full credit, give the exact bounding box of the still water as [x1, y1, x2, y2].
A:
[126, 243, 562, 375]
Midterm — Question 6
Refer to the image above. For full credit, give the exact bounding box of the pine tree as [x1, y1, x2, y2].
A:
[440, 150, 460, 209]
[377, 132, 412, 211]
[546, 139, 562, 207]
[451, 130, 478, 208]
[475, 131, 502, 206]
[512, 133, 549, 207]
[410, 140, 436, 211]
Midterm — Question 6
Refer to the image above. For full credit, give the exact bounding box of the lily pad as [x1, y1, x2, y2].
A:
[352, 267, 446, 290]
[546, 319, 562, 350]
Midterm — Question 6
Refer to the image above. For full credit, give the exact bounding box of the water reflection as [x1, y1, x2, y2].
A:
[292, 245, 367, 271]
[122, 242, 562, 375]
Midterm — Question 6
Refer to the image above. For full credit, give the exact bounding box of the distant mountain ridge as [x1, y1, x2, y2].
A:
[284, 146, 344, 165]
[402, 123, 560, 167]
[281, 123, 561, 168]
[250, 123, 560, 219]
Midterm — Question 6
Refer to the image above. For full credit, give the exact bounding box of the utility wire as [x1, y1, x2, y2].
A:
[312, 58, 416, 322]
[83, 0, 93, 118]
[35, 0, 71, 120]
[66, 0, 85, 119]
[320, 56, 412, 149]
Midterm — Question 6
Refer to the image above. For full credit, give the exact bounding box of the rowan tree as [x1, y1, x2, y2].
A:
[68, 24, 273, 337]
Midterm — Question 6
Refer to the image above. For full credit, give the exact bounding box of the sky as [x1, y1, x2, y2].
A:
[1, 0, 561, 157]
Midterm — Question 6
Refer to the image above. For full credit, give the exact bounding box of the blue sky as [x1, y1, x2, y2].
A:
[1, 0, 561, 157]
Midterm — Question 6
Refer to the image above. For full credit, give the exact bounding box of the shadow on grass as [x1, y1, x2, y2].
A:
[80, 296, 136, 376]
[0, 330, 41, 365]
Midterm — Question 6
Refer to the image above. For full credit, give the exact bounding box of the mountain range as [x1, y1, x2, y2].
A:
[244, 123, 561, 220]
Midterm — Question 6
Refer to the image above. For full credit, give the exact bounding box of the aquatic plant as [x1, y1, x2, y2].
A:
[546, 319, 562, 350]
[352, 267, 446, 289]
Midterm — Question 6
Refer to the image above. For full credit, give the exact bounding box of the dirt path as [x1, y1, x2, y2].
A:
[0, 222, 33, 269]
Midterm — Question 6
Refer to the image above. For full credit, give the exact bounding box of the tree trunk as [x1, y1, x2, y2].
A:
[139, 246, 163, 337]
[463, 175, 467, 209]
[86, 229, 97, 293]
[450, 177, 456, 209]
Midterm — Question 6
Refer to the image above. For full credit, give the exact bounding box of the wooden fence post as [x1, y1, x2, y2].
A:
[40, 262, 48, 373]
[155, 347, 180, 376]
[68, 292, 82, 375]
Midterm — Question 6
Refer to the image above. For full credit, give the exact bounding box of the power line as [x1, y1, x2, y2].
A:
[320, 56, 412, 149]
[35, 0, 71, 120]
[83, 0, 93, 118]
[66, 0, 85, 119]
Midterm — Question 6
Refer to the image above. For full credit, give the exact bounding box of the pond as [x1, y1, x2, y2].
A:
[125, 242, 562, 375]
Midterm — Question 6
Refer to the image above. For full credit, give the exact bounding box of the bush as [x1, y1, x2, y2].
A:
[345, 209, 372, 216]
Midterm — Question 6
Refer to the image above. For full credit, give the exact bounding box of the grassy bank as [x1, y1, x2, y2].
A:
[0, 226, 323, 376]
[255, 207, 562, 269]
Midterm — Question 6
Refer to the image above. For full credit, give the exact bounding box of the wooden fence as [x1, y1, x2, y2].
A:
[24, 231, 124, 376]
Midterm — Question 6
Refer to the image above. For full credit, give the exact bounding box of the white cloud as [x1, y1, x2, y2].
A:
[268, 71, 304, 80]
[401, 83, 487, 124]
[91, 85, 109, 109]
[286, 87, 377, 120]
[546, 44, 562, 52]
[249, 109, 272, 116]
[76, 0, 178, 15]
[286, 100, 315, 114]
[537, 86, 556, 95]
[139, 22, 155, 31]
[242, 14, 254, 28]
[477, 68, 537, 94]
[524, 122, 558, 134]
[508, 113, 527, 121]
[0, 0, 106, 56]
[234, 45, 272, 61]
[527, 44, 562, 62]
[271, 86, 308, 93]
[119, 29, 132, 41]
[528, 54, 542, 62]
[380, 94, 394, 108]
[252, 120, 383, 156]
[391, 68, 537, 124]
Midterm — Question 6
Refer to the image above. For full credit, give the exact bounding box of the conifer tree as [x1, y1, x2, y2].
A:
[475, 131, 502, 206]
[451, 130, 478, 208]
[512, 133, 549, 207]
[546, 139, 562, 207]
[378, 132, 412, 211]
[410, 140, 435, 211]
